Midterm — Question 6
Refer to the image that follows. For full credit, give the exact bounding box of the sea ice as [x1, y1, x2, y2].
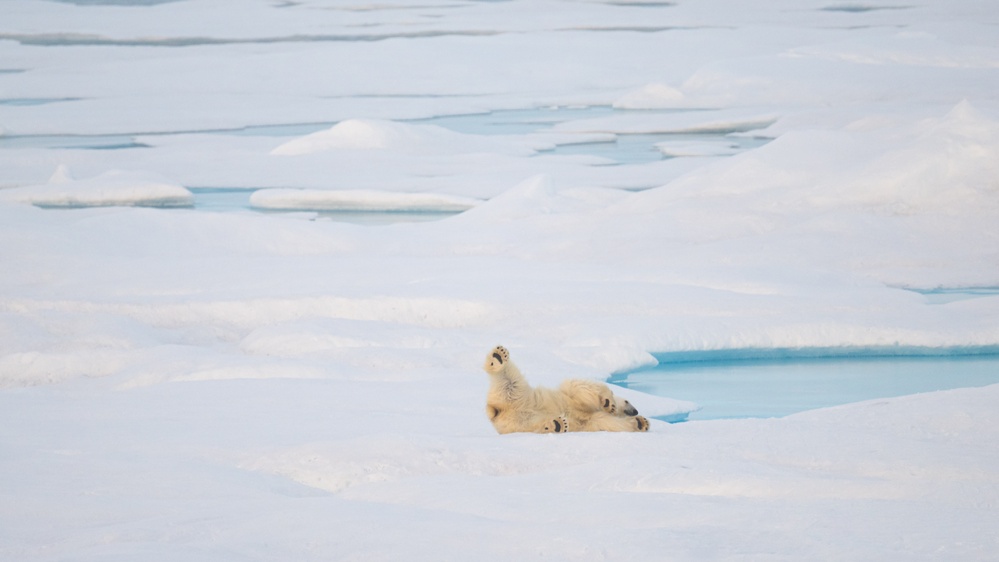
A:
[269, 118, 535, 156]
[0, 166, 192, 208]
[249, 188, 481, 213]
[1, 0, 998, 560]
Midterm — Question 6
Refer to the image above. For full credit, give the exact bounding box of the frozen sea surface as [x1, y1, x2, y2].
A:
[2, 0, 999, 560]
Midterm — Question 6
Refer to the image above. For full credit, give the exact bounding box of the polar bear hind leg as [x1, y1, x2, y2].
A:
[559, 379, 640, 417]
[580, 412, 650, 432]
[535, 414, 570, 433]
[492, 410, 569, 434]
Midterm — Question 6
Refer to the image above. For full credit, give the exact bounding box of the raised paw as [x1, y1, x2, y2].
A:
[543, 416, 569, 433]
[634, 416, 650, 432]
[484, 345, 510, 373]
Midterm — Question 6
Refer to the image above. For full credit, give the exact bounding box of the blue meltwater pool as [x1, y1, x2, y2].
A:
[609, 347, 999, 421]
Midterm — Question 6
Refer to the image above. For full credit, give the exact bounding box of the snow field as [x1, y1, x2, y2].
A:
[2, 0, 999, 559]
[2, 377, 996, 560]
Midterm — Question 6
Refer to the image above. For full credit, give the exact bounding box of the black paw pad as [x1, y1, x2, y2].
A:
[491, 345, 509, 365]
[602, 397, 617, 414]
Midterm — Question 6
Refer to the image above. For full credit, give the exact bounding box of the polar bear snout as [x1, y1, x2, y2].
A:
[622, 400, 639, 416]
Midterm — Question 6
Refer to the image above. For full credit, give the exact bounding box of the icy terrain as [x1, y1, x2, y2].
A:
[1, 0, 998, 559]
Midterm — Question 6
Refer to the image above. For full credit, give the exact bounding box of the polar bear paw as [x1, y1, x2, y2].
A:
[485, 345, 509, 373]
[543, 416, 569, 433]
[602, 397, 617, 414]
[634, 416, 650, 432]
[491, 345, 509, 364]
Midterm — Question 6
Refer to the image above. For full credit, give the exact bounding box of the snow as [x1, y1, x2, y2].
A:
[655, 139, 741, 157]
[269, 118, 537, 156]
[1, 0, 999, 559]
[249, 188, 481, 213]
[613, 83, 689, 109]
[0, 167, 193, 208]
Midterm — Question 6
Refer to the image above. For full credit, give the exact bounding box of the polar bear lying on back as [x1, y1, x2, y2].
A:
[482, 345, 650, 434]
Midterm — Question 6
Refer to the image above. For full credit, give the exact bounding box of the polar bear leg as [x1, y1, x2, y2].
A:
[580, 412, 650, 432]
[559, 379, 614, 414]
[489, 411, 568, 434]
[559, 380, 638, 417]
[529, 413, 569, 433]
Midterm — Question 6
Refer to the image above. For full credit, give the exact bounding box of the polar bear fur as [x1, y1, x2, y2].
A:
[482, 345, 650, 434]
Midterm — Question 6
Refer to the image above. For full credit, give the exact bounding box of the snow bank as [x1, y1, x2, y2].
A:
[624, 100, 999, 221]
[2, 371, 996, 560]
[270, 118, 535, 157]
[613, 83, 690, 109]
[552, 107, 780, 135]
[249, 188, 481, 213]
[270, 119, 441, 154]
[0, 167, 192, 208]
[655, 139, 740, 157]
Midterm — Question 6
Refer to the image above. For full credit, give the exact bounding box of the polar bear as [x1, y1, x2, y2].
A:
[482, 345, 650, 434]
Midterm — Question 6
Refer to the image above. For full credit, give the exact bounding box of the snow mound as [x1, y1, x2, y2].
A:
[270, 118, 518, 156]
[455, 174, 633, 223]
[0, 167, 192, 208]
[452, 174, 562, 221]
[639, 100, 999, 218]
[269, 119, 422, 154]
[613, 83, 688, 109]
[249, 188, 482, 212]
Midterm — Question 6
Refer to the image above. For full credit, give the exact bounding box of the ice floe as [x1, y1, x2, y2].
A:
[249, 188, 481, 213]
[0, 166, 192, 208]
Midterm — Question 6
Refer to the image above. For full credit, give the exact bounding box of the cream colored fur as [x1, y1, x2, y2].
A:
[482, 345, 650, 434]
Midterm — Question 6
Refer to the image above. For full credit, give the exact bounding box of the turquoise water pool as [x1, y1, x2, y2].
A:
[610, 347, 999, 421]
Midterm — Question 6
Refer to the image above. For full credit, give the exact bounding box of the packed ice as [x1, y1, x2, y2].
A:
[1, 0, 998, 560]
